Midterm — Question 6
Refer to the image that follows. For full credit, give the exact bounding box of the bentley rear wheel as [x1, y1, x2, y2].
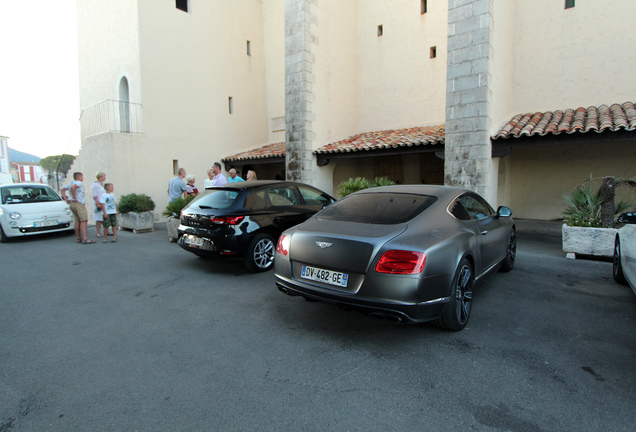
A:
[433, 258, 473, 331]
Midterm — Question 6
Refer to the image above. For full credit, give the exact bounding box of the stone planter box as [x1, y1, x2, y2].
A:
[562, 223, 618, 259]
[118, 211, 155, 234]
[167, 217, 180, 242]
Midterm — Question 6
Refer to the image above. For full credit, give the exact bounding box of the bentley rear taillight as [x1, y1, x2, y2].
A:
[276, 234, 289, 256]
[375, 250, 426, 274]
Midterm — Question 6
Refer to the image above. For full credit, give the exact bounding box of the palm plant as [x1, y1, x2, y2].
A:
[563, 186, 604, 227]
[563, 177, 633, 227]
[337, 176, 396, 198]
[338, 177, 370, 198]
[368, 176, 396, 188]
[162, 195, 196, 218]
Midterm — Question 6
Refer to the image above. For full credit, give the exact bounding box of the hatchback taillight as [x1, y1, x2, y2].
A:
[210, 216, 245, 225]
[276, 234, 289, 256]
[375, 250, 426, 274]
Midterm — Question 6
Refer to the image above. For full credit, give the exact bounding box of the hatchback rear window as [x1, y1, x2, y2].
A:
[190, 189, 239, 209]
[317, 193, 437, 224]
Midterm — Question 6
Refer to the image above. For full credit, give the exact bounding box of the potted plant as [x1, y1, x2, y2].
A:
[562, 177, 634, 258]
[117, 193, 156, 233]
[163, 195, 196, 242]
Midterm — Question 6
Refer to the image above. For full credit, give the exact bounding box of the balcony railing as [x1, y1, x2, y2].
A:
[80, 99, 143, 139]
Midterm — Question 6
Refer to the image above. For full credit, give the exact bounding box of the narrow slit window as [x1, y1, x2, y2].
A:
[565, 0, 575, 8]
[377, 25, 383, 36]
[173, 160, 179, 175]
[228, 97, 233, 114]
[247, 40, 251, 56]
[421, 0, 427, 14]
[430, 46, 437, 58]
[176, 0, 188, 12]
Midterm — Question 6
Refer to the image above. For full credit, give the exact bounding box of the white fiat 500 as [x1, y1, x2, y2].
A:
[613, 212, 636, 295]
[0, 183, 74, 242]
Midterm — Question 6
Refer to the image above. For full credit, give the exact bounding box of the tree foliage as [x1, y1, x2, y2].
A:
[40, 154, 76, 175]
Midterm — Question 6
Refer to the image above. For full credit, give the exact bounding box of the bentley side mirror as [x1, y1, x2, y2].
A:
[497, 206, 513, 218]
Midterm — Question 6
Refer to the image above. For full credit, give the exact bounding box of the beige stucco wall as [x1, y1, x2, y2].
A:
[74, 0, 280, 215]
[311, 1, 447, 194]
[310, 1, 358, 149]
[357, 0, 447, 132]
[262, 0, 286, 144]
[490, 0, 636, 218]
[308, 1, 358, 194]
[136, 0, 271, 199]
[498, 140, 636, 220]
[76, 0, 142, 109]
[492, 0, 636, 132]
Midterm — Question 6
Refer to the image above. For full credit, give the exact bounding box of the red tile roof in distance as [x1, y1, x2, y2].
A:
[314, 125, 445, 155]
[493, 102, 636, 140]
[223, 142, 285, 162]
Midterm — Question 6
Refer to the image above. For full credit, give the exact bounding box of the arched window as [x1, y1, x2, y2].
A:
[119, 77, 130, 132]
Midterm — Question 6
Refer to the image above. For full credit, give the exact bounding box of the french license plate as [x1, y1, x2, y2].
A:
[301, 265, 348, 287]
[184, 235, 204, 247]
[35, 220, 58, 228]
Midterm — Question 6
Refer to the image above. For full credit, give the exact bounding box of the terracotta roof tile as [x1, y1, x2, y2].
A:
[223, 142, 285, 162]
[493, 102, 636, 140]
[314, 125, 445, 155]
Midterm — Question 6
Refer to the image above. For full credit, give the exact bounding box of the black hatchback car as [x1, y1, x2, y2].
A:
[177, 180, 335, 271]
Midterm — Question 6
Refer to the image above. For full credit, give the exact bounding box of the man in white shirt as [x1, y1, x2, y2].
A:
[210, 162, 227, 186]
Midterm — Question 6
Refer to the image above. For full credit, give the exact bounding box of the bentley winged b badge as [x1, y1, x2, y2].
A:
[316, 241, 333, 249]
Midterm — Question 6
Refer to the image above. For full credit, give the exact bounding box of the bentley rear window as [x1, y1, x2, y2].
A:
[317, 193, 437, 224]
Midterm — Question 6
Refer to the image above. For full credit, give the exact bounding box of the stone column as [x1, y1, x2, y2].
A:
[285, 0, 316, 184]
[445, 0, 493, 199]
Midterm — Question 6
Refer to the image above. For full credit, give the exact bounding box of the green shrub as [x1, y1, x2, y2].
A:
[337, 176, 396, 198]
[118, 193, 156, 213]
[162, 195, 196, 218]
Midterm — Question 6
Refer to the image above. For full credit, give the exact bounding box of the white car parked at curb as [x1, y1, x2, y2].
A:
[0, 183, 74, 242]
[613, 212, 636, 295]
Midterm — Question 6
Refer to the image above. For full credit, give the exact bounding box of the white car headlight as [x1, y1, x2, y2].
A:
[9, 212, 21, 220]
[64, 208, 72, 216]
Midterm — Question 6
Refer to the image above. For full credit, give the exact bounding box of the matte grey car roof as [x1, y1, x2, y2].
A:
[356, 184, 470, 202]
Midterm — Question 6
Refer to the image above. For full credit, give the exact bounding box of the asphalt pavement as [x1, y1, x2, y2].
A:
[1, 221, 635, 431]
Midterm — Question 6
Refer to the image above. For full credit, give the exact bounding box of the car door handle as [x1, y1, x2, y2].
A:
[480, 230, 488, 235]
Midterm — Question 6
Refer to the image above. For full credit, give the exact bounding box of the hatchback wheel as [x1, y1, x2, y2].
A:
[244, 233, 276, 272]
[433, 258, 473, 331]
[613, 236, 627, 285]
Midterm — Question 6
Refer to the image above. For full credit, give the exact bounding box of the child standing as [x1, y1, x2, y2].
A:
[99, 183, 118, 243]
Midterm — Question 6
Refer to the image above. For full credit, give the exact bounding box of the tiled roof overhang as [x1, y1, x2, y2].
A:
[314, 125, 445, 156]
[491, 102, 636, 156]
[314, 125, 445, 165]
[223, 142, 285, 164]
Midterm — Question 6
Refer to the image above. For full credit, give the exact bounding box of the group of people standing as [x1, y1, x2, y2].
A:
[60, 171, 119, 244]
[168, 162, 257, 202]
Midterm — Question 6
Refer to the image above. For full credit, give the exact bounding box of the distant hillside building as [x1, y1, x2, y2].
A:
[10, 161, 45, 184]
[70, 0, 636, 219]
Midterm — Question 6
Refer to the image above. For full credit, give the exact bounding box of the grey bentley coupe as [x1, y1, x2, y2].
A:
[274, 185, 515, 330]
